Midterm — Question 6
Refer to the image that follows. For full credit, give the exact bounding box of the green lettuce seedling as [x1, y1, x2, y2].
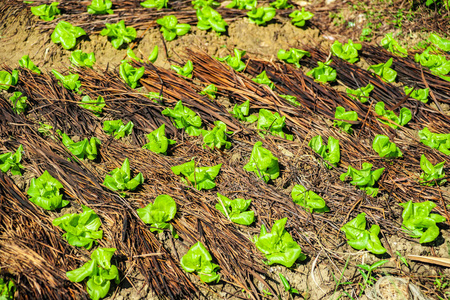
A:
[192, 0, 220, 9]
[270, 0, 292, 9]
[253, 217, 306, 267]
[231, 100, 258, 123]
[197, 6, 228, 34]
[148, 45, 159, 63]
[399, 200, 446, 243]
[103, 120, 134, 139]
[252, 70, 275, 89]
[103, 158, 144, 194]
[307, 60, 336, 83]
[137, 194, 177, 236]
[119, 61, 145, 89]
[141, 0, 167, 9]
[257, 109, 292, 140]
[216, 193, 255, 225]
[101, 20, 136, 49]
[340, 162, 384, 197]
[331, 39, 362, 63]
[381, 33, 407, 57]
[291, 184, 329, 213]
[429, 32, 450, 52]
[171, 60, 194, 78]
[200, 84, 217, 99]
[124, 48, 143, 63]
[218, 48, 246, 72]
[334, 106, 358, 134]
[374, 102, 411, 129]
[372, 135, 402, 158]
[66, 248, 119, 300]
[279, 274, 298, 296]
[341, 213, 386, 254]
[247, 7, 276, 26]
[61, 133, 101, 160]
[0, 278, 15, 300]
[87, 0, 113, 14]
[226, 0, 256, 9]
[0, 145, 24, 176]
[53, 205, 103, 249]
[180, 241, 220, 283]
[171, 160, 222, 190]
[157, 15, 191, 41]
[277, 48, 310, 68]
[244, 141, 279, 183]
[9, 91, 27, 114]
[419, 154, 446, 186]
[404, 86, 429, 103]
[142, 124, 176, 155]
[0, 70, 19, 91]
[289, 8, 314, 27]
[19, 55, 41, 74]
[308, 135, 340, 169]
[162, 100, 203, 136]
[346, 83, 374, 103]
[27, 170, 69, 210]
[51, 21, 86, 50]
[279, 94, 301, 107]
[418, 127, 450, 155]
[414, 47, 450, 77]
[30, 2, 60, 21]
[79, 95, 105, 116]
[52, 69, 82, 93]
[70, 50, 96, 68]
[201, 121, 232, 150]
[368, 58, 397, 83]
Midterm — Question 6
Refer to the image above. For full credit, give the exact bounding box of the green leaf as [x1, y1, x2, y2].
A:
[140, 0, 168, 9]
[333, 106, 358, 134]
[142, 124, 176, 155]
[230, 100, 258, 123]
[226, 0, 256, 9]
[414, 47, 450, 77]
[372, 135, 402, 158]
[79, 95, 105, 116]
[157, 15, 191, 41]
[0, 70, 19, 91]
[247, 7, 276, 26]
[9, 91, 27, 114]
[279, 94, 301, 107]
[308, 135, 340, 168]
[341, 213, 386, 254]
[51, 21, 86, 50]
[381, 33, 407, 57]
[277, 48, 310, 68]
[404, 86, 429, 104]
[429, 32, 450, 52]
[0, 277, 16, 300]
[196, 6, 227, 33]
[171, 60, 194, 78]
[27, 170, 69, 210]
[200, 84, 217, 99]
[331, 39, 362, 63]
[252, 70, 275, 90]
[192, 0, 220, 9]
[346, 83, 374, 103]
[215, 193, 255, 225]
[202, 121, 231, 150]
[217, 48, 246, 72]
[52, 69, 82, 93]
[257, 109, 292, 140]
[162, 100, 203, 136]
[148, 45, 159, 63]
[119, 61, 145, 89]
[307, 60, 336, 83]
[374, 102, 411, 129]
[340, 162, 384, 197]
[180, 241, 221, 283]
[70, 50, 96, 68]
[418, 127, 450, 155]
[243, 141, 279, 183]
[137, 194, 177, 234]
[101, 20, 136, 49]
[368, 58, 397, 83]
[270, 0, 292, 9]
[19, 54, 41, 74]
[30, 2, 60, 21]
[419, 154, 446, 186]
[291, 184, 329, 213]
[289, 7, 314, 27]
[87, 0, 113, 14]
[60, 133, 101, 160]
[103, 119, 134, 139]
[103, 158, 144, 193]
[0, 144, 24, 176]
[171, 160, 222, 190]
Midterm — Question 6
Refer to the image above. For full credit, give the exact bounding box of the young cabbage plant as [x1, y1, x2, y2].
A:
[277, 48, 310, 68]
[429, 32, 450, 52]
[334, 106, 358, 134]
[308, 135, 340, 169]
[399, 200, 446, 244]
[247, 7, 276, 26]
[0, 278, 16, 300]
[66, 248, 120, 300]
[103, 158, 144, 194]
[279, 94, 301, 107]
[51, 21, 86, 50]
[404, 86, 429, 104]
[257, 109, 292, 140]
[340, 162, 384, 197]
[61, 133, 101, 160]
[380, 33, 408, 57]
[289, 7, 314, 27]
[200, 84, 217, 99]
[372, 135, 402, 158]
[374, 102, 411, 129]
[119, 61, 145, 89]
[101, 20, 137, 49]
[243, 141, 279, 183]
[0, 70, 19, 91]
[226, 0, 256, 9]
[70, 50, 96, 68]
[307, 60, 337, 83]
[171, 60, 194, 78]
[103, 120, 134, 139]
[270, 0, 292, 9]
[162, 100, 203, 136]
[418, 127, 450, 155]
[192, 0, 220, 9]
[230, 100, 258, 123]
[87, 0, 113, 14]
[201, 121, 232, 150]
[0, 145, 24, 176]
[19, 55, 41, 74]
[52, 69, 82, 93]
[368, 58, 397, 83]
[216, 193, 255, 225]
[291, 184, 329, 213]
[346, 83, 374, 103]
[253, 217, 306, 267]
[171, 160, 222, 190]
[414, 47, 450, 77]
[27, 170, 69, 210]
[157, 15, 191, 41]
[140, 0, 168, 9]
[30, 2, 60, 21]
[9, 92, 27, 114]
[137, 194, 177, 236]
[142, 124, 176, 155]
[252, 70, 275, 89]
[53, 205, 103, 249]
[180, 241, 221, 283]
[419, 154, 446, 186]
[218, 48, 246, 72]
[79, 95, 105, 116]
[196, 6, 228, 34]
[330, 39, 362, 63]
[341, 213, 387, 255]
